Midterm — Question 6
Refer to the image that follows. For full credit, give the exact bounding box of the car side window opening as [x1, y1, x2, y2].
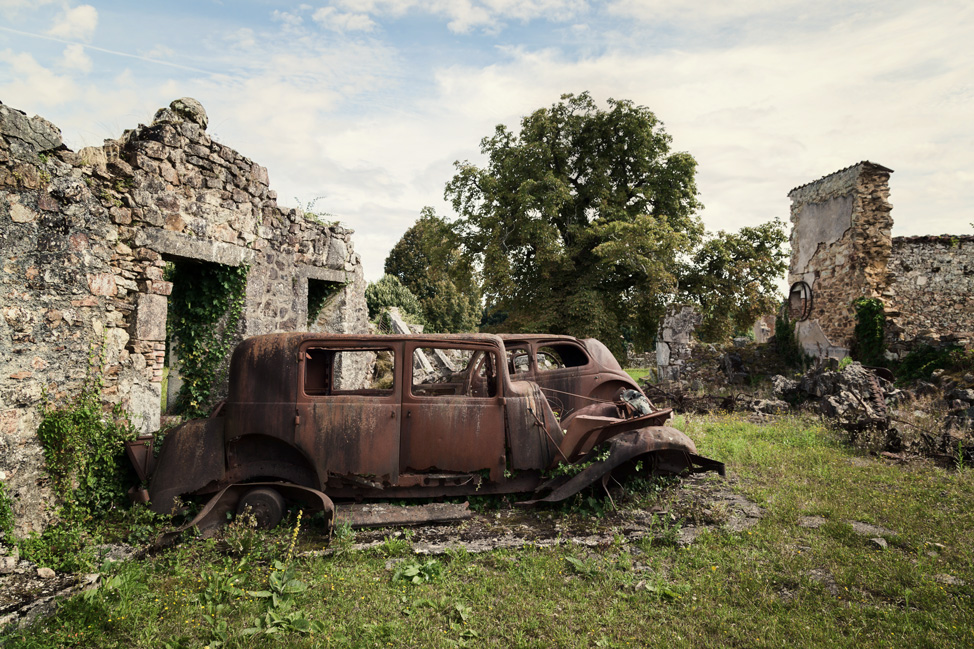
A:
[507, 347, 531, 374]
[412, 347, 498, 398]
[536, 344, 589, 371]
[304, 348, 395, 396]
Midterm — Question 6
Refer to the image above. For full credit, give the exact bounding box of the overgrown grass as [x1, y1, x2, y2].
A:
[624, 368, 652, 382]
[4, 414, 973, 648]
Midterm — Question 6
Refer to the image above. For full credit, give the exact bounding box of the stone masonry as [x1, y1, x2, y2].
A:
[884, 235, 974, 352]
[787, 162, 893, 358]
[0, 98, 368, 534]
[788, 161, 972, 358]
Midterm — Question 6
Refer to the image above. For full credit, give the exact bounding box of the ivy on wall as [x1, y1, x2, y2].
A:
[18, 342, 137, 571]
[0, 480, 14, 540]
[166, 261, 249, 418]
[851, 298, 886, 367]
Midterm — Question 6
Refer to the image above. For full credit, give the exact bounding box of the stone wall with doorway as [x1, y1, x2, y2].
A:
[786, 161, 893, 358]
[0, 98, 368, 533]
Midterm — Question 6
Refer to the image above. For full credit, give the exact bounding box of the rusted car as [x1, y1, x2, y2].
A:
[500, 334, 644, 418]
[127, 333, 723, 536]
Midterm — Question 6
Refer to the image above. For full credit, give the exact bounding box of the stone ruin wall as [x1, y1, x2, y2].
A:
[787, 162, 893, 358]
[788, 161, 972, 359]
[0, 98, 368, 534]
[885, 235, 974, 351]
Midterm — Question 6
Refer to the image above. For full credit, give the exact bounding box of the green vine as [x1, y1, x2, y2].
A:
[166, 261, 249, 418]
[851, 298, 886, 367]
[0, 480, 14, 540]
[21, 341, 138, 571]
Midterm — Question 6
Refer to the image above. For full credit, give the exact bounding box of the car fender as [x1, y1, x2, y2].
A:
[529, 426, 724, 504]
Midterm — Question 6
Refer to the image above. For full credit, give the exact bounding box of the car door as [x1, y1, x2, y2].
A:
[295, 340, 402, 485]
[400, 342, 507, 481]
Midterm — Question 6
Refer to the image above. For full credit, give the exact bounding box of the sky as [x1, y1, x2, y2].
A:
[1, 0, 972, 282]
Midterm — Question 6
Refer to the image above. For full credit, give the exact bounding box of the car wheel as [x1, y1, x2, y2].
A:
[236, 487, 286, 529]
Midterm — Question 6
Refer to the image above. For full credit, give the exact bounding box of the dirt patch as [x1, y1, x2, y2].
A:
[311, 473, 762, 557]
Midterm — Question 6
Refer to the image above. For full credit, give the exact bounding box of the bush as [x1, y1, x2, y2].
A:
[851, 298, 886, 367]
[365, 275, 425, 325]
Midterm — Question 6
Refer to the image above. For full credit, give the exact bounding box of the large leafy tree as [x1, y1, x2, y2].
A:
[385, 208, 482, 333]
[679, 220, 789, 341]
[445, 92, 705, 355]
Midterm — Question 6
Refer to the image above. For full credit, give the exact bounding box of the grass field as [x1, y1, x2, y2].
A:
[3, 414, 972, 648]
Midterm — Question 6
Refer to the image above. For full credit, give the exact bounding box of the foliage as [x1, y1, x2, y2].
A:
[165, 261, 249, 417]
[0, 480, 14, 540]
[18, 343, 138, 570]
[680, 220, 789, 341]
[895, 344, 974, 383]
[393, 558, 443, 584]
[385, 207, 482, 332]
[365, 274, 426, 325]
[6, 413, 974, 649]
[445, 92, 787, 356]
[773, 311, 811, 370]
[851, 298, 887, 367]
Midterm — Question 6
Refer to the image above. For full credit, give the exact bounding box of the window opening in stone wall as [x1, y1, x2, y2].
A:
[308, 279, 344, 328]
[788, 282, 813, 322]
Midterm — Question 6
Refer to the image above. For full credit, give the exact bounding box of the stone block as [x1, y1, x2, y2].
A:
[133, 293, 168, 341]
[87, 273, 117, 296]
[9, 202, 36, 223]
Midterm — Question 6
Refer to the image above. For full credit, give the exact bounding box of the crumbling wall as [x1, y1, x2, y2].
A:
[787, 161, 893, 358]
[0, 98, 368, 533]
[885, 235, 974, 351]
[655, 305, 702, 381]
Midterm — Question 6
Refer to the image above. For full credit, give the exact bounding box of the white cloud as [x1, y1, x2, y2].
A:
[271, 9, 303, 29]
[312, 7, 377, 32]
[60, 42, 90, 72]
[329, 0, 586, 32]
[426, 3, 974, 241]
[46, 4, 97, 41]
[0, 49, 81, 107]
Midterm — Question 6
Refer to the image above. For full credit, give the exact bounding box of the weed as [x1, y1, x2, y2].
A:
[394, 558, 443, 584]
[565, 555, 598, 578]
[244, 559, 324, 636]
[0, 480, 14, 539]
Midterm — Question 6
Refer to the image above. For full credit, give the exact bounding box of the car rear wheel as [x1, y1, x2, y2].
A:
[236, 487, 286, 529]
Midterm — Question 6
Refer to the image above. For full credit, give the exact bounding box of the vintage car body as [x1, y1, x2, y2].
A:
[499, 334, 642, 418]
[128, 333, 723, 535]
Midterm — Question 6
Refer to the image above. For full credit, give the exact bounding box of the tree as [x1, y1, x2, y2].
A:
[444, 92, 787, 355]
[679, 219, 789, 341]
[364, 275, 425, 325]
[445, 92, 704, 356]
[385, 208, 482, 333]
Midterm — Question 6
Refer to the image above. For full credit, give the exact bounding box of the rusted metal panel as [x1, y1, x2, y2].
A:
[500, 335, 641, 417]
[139, 332, 726, 536]
[148, 417, 226, 514]
[300, 397, 400, 482]
[530, 426, 723, 504]
[505, 380, 561, 471]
